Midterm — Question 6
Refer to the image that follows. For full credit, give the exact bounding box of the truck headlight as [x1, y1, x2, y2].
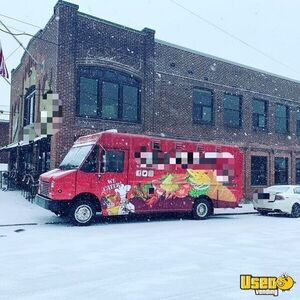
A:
[51, 181, 55, 189]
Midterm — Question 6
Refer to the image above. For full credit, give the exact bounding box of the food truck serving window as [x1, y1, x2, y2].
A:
[106, 150, 124, 173]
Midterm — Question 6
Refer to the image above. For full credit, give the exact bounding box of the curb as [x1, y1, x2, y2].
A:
[0, 223, 38, 227]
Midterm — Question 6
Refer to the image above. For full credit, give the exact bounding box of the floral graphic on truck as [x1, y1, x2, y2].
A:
[101, 170, 236, 215]
[128, 169, 236, 208]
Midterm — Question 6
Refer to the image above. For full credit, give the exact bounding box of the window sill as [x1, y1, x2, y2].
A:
[76, 115, 142, 125]
[224, 124, 242, 129]
[193, 120, 215, 126]
[275, 131, 290, 135]
[252, 127, 268, 133]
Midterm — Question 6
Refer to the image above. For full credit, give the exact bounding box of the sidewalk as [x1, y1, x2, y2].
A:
[215, 203, 256, 215]
[0, 190, 256, 226]
[0, 190, 56, 226]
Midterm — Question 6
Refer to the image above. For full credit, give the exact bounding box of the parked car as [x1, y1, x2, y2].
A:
[253, 185, 300, 217]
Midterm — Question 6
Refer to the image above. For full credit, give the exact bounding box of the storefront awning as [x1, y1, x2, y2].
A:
[0, 140, 32, 151]
[0, 142, 19, 151]
[33, 136, 48, 142]
[0, 136, 49, 151]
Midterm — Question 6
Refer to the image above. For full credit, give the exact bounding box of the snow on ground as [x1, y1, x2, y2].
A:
[0, 163, 8, 171]
[0, 191, 57, 225]
[0, 190, 299, 300]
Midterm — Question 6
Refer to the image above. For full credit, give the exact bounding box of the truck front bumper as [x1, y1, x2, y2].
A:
[34, 194, 71, 215]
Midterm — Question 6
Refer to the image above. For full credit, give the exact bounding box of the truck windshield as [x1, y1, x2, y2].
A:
[59, 144, 94, 170]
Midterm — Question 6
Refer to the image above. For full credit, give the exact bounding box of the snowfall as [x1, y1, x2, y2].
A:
[0, 190, 299, 300]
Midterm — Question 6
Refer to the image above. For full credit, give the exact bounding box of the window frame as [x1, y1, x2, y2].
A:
[296, 108, 300, 136]
[80, 145, 99, 173]
[192, 87, 214, 125]
[105, 150, 125, 173]
[23, 86, 36, 127]
[77, 67, 141, 123]
[296, 158, 300, 184]
[78, 77, 99, 117]
[251, 156, 268, 186]
[223, 93, 242, 128]
[275, 103, 289, 134]
[252, 98, 268, 132]
[274, 157, 289, 185]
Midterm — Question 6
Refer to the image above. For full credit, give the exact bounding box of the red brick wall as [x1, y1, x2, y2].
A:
[0, 121, 9, 163]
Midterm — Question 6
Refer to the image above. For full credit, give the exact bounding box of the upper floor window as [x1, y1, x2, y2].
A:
[252, 99, 267, 131]
[23, 86, 36, 127]
[79, 77, 98, 117]
[296, 108, 300, 135]
[223, 94, 242, 128]
[193, 88, 213, 124]
[78, 68, 140, 123]
[275, 104, 289, 134]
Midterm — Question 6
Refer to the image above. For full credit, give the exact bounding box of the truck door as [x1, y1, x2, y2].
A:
[98, 149, 131, 216]
[76, 144, 101, 196]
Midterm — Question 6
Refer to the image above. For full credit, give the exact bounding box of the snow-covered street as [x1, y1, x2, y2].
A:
[0, 190, 299, 300]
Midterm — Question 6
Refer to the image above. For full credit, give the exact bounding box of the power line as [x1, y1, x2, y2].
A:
[170, 0, 300, 77]
[5, 45, 22, 61]
[0, 13, 41, 29]
[0, 19, 39, 65]
[0, 24, 59, 47]
[0, 27, 27, 36]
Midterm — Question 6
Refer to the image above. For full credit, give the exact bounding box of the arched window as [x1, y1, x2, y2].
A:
[77, 67, 141, 123]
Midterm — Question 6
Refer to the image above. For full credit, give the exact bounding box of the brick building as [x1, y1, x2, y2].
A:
[0, 120, 9, 164]
[3, 0, 300, 198]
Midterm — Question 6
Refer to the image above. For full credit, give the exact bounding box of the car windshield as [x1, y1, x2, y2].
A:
[59, 144, 94, 170]
[264, 186, 290, 193]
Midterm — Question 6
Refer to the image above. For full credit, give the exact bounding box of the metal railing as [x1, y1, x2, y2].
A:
[0, 170, 18, 191]
[20, 173, 39, 202]
[0, 171, 8, 190]
[1, 170, 39, 202]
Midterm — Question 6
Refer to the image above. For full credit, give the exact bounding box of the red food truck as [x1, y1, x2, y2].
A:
[35, 130, 243, 225]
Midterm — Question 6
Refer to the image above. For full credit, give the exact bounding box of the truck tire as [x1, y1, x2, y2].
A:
[192, 198, 212, 220]
[291, 203, 300, 218]
[69, 200, 96, 226]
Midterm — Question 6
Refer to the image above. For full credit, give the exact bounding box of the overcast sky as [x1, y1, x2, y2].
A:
[1, 0, 300, 118]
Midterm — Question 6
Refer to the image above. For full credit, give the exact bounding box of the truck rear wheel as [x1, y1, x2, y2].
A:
[192, 198, 212, 220]
[69, 200, 96, 226]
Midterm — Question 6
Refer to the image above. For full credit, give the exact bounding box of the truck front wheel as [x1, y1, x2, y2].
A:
[192, 198, 212, 220]
[69, 200, 96, 226]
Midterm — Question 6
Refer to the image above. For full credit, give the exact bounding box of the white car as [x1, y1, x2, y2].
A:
[253, 185, 300, 217]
